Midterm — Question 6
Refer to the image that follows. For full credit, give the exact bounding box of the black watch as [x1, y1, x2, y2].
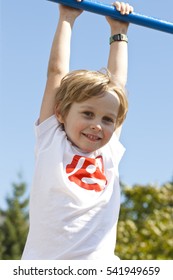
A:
[109, 34, 128, 44]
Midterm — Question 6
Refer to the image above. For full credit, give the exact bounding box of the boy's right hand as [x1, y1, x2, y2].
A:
[59, 0, 83, 19]
[39, 0, 83, 124]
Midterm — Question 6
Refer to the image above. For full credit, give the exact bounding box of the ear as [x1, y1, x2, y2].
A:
[55, 106, 64, 124]
[56, 113, 64, 124]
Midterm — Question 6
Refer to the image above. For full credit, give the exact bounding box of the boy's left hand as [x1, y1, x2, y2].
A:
[114, 1, 134, 15]
[106, 1, 134, 32]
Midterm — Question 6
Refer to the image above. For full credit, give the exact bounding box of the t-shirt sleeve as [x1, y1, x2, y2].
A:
[34, 115, 63, 155]
[108, 132, 126, 166]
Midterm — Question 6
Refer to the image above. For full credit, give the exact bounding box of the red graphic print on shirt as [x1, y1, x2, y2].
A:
[66, 155, 107, 192]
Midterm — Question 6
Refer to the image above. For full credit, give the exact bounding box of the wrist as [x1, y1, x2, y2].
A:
[111, 29, 128, 36]
[110, 25, 128, 36]
[59, 14, 77, 25]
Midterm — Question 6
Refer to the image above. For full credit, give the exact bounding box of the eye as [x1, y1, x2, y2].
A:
[82, 111, 94, 118]
[103, 116, 114, 124]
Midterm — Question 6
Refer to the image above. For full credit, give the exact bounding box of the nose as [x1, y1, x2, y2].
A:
[90, 123, 102, 132]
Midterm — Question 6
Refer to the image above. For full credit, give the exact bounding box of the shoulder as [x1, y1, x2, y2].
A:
[103, 132, 125, 166]
[35, 115, 58, 138]
[35, 115, 66, 154]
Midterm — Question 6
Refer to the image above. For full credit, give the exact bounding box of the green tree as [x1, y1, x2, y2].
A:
[115, 182, 173, 259]
[0, 211, 5, 259]
[0, 178, 29, 260]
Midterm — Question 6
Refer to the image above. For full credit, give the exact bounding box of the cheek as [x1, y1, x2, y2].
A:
[74, 118, 87, 129]
[65, 119, 84, 137]
[104, 126, 115, 139]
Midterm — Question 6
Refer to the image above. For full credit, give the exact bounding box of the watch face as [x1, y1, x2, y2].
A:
[114, 35, 119, 40]
[114, 34, 121, 41]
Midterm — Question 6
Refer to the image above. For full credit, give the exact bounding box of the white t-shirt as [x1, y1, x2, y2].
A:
[22, 115, 125, 260]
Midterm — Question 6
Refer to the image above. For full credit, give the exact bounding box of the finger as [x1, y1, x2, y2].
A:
[114, 1, 121, 12]
[129, 5, 134, 14]
[114, 2, 127, 15]
[125, 3, 134, 14]
[124, 3, 134, 14]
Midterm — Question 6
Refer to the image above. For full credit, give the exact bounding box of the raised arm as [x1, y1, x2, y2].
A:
[106, 2, 133, 136]
[39, 2, 82, 124]
[106, 2, 133, 87]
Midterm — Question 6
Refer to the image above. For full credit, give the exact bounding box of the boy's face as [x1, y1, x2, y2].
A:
[57, 91, 120, 153]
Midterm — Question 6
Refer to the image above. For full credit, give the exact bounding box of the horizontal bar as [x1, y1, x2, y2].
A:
[47, 0, 173, 34]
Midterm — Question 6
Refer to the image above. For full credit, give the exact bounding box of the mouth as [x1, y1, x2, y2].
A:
[82, 133, 102, 142]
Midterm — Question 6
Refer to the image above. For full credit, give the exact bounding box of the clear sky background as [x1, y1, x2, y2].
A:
[1, 0, 173, 209]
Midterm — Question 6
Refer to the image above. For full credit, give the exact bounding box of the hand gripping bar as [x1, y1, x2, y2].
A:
[47, 0, 173, 34]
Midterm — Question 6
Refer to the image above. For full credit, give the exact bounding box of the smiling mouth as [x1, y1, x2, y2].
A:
[82, 133, 101, 142]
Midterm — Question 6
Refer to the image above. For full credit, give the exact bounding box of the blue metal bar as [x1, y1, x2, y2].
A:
[47, 0, 173, 34]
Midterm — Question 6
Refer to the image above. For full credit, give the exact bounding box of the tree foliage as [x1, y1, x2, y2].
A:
[0, 178, 29, 260]
[115, 182, 173, 259]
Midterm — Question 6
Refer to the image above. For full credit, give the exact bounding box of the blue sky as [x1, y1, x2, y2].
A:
[1, 0, 173, 209]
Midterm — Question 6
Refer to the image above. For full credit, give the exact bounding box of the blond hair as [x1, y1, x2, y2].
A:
[55, 69, 128, 128]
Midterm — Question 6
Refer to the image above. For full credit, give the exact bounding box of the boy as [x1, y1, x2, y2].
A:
[22, 1, 134, 260]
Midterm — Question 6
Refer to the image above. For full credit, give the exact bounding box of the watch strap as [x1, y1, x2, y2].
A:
[109, 34, 128, 44]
